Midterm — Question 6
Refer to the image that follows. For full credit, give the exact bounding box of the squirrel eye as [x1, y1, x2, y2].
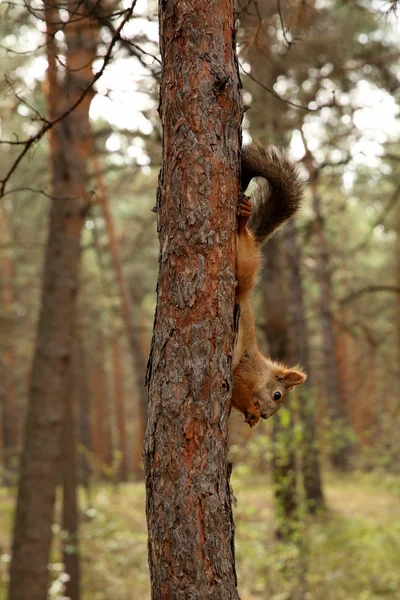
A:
[274, 391, 282, 401]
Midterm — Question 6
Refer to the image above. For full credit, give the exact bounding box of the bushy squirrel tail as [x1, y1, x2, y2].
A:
[241, 142, 303, 245]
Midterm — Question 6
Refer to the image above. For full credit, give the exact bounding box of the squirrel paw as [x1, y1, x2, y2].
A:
[237, 194, 252, 217]
[244, 405, 260, 428]
[238, 194, 252, 234]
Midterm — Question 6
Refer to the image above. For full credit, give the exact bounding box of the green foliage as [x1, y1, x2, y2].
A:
[1, 472, 400, 599]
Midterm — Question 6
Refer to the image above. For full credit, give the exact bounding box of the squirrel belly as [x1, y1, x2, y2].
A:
[232, 143, 307, 428]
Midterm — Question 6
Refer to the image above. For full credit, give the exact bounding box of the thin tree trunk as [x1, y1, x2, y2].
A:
[76, 332, 92, 488]
[62, 334, 80, 600]
[112, 338, 128, 481]
[333, 223, 352, 423]
[8, 3, 96, 598]
[396, 202, 400, 367]
[143, 0, 242, 596]
[284, 220, 324, 514]
[92, 331, 113, 471]
[262, 235, 299, 538]
[357, 329, 377, 448]
[301, 131, 351, 470]
[92, 153, 148, 478]
[0, 202, 18, 479]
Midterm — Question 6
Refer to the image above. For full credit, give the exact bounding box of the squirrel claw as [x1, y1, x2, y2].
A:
[244, 405, 260, 428]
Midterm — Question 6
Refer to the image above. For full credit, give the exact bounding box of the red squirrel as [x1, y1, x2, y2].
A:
[232, 143, 307, 427]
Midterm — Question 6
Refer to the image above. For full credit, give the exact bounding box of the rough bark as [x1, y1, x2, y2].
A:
[143, 0, 242, 597]
[112, 338, 128, 481]
[284, 220, 325, 514]
[8, 3, 96, 598]
[0, 201, 18, 478]
[261, 235, 298, 539]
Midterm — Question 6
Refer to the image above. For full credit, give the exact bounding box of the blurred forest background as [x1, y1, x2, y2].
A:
[1, 0, 400, 599]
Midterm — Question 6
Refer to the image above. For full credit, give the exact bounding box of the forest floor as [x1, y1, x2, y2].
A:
[0, 470, 400, 600]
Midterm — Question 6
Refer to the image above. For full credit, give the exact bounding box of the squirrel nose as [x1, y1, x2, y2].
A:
[261, 412, 269, 419]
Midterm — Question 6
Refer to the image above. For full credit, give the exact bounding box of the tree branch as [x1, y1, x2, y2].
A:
[340, 285, 400, 305]
[0, 0, 138, 198]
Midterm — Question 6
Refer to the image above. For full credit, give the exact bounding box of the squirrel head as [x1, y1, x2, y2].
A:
[253, 362, 307, 420]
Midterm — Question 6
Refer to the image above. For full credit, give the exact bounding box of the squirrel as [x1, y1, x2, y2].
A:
[232, 142, 307, 427]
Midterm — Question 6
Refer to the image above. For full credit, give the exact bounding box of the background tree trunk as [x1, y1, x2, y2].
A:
[143, 0, 242, 597]
[8, 3, 96, 598]
[262, 235, 299, 539]
[62, 333, 81, 600]
[301, 132, 351, 470]
[0, 201, 18, 480]
[112, 338, 128, 481]
[93, 153, 148, 478]
[75, 330, 92, 489]
[91, 330, 113, 471]
[396, 202, 400, 367]
[284, 220, 325, 514]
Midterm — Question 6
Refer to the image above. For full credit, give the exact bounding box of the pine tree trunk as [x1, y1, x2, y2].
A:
[396, 203, 400, 369]
[62, 334, 80, 600]
[93, 154, 148, 477]
[91, 331, 113, 470]
[261, 235, 299, 538]
[0, 202, 18, 479]
[112, 339, 128, 481]
[143, 0, 242, 596]
[75, 332, 92, 488]
[284, 220, 324, 514]
[8, 3, 96, 598]
[301, 133, 351, 470]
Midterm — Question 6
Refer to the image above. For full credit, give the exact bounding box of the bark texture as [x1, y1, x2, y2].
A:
[8, 3, 96, 598]
[284, 220, 325, 514]
[144, 1, 242, 597]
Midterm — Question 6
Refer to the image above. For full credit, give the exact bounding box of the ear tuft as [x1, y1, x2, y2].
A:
[283, 369, 307, 389]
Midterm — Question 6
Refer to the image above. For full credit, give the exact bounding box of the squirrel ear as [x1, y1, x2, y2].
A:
[283, 369, 307, 391]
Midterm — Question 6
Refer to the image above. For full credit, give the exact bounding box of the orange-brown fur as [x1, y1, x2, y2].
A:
[232, 144, 307, 427]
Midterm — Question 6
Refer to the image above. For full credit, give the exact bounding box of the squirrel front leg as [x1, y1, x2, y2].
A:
[232, 365, 260, 427]
[236, 195, 260, 300]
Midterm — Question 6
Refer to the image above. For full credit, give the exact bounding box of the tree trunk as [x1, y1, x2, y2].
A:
[91, 331, 113, 471]
[62, 334, 80, 600]
[0, 201, 18, 479]
[261, 235, 299, 538]
[8, 3, 96, 598]
[301, 131, 351, 470]
[396, 202, 400, 368]
[284, 220, 324, 514]
[112, 338, 128, 481]
[76, 332, 92, 488]
[93, 153, 148, 478]
[143, 0, 242, 597]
